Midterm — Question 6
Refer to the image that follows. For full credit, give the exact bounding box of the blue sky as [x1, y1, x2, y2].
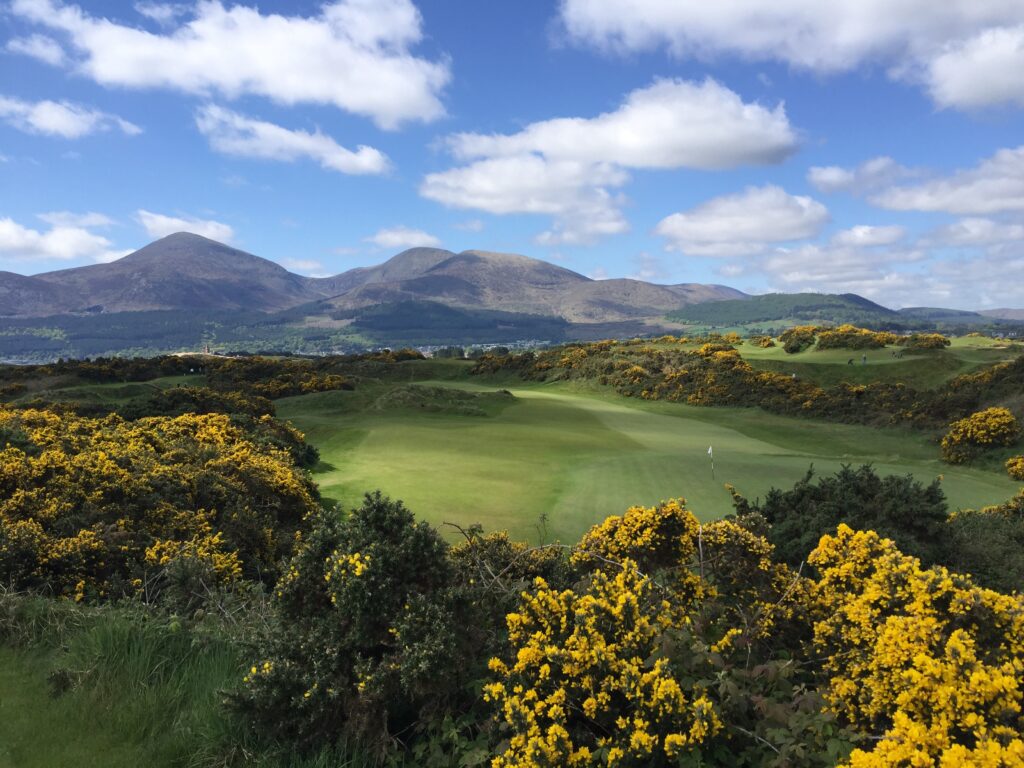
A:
[2, 0, 1024, 309]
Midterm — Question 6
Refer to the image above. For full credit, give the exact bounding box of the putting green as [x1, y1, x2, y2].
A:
[278, 381, 1020, 543]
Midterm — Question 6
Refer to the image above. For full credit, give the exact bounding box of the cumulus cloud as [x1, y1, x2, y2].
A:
[927, 26, 1024, 109]
[654, 185, 829, 257]
[831, 225, 905, 247]
[448, 78, 796, 170]
[12, 0, 449, 130]
[0, 94, 140, 138]
[423, 156, 629, 246]
[422, 78, 798, 245]
[136, 210, 234, 242]
[807, 156, 914, 194]
[557, 0, 1024, 110]
[0, 216, 126, 263]
[6, 33, 66, 65]
[365, 226, 441, 249]
[927, 217, 1024, 246]
[871, 146, 1024, 214]
[195, 105, 389, 175]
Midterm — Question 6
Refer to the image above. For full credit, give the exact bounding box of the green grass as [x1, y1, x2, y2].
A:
[737, 338, 1020, 390]
[278, 377, 1021, 544]
[0, 594, 382, 768]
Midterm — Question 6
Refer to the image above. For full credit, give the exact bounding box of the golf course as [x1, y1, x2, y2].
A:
[277, 363, 1020, 542]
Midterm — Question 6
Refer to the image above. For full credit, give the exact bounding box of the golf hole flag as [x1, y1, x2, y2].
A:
[707, 446, 713, 458]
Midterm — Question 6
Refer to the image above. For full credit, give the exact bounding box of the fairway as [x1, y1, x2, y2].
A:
[278, 381, 1021, 543]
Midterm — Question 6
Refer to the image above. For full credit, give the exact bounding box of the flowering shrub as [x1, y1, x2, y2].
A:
[816, 325, 897, 350]
[231, 484, 1024, 766]
[486, 563, 720, 767]
[0, 406, 318, 600]
[1007, 455, 1024, 480]
[810, 525, 1024, 766]
[234, 493, 468, 751]
[779, 326, 818, 353]
[940, 406, 1021, 463]
[896, 332, 950, 350]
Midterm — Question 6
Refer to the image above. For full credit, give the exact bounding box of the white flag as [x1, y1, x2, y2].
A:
[707, 446, 713, 457]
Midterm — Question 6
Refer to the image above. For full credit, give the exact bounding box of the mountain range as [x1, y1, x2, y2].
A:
[0, 233, 743, 322]
[0, 233, 1020, 361]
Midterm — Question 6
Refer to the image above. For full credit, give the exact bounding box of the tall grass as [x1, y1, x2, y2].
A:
[0, 589, 385, 767]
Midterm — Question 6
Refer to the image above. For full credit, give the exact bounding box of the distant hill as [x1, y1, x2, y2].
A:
[0, 233, 746, 359]
[979, 308, 1024, 321]
[9, 233, 312, 315]
[0, 234, 743, 322]
[667, 293, 898, 327]
[667, 292, 1024, 334]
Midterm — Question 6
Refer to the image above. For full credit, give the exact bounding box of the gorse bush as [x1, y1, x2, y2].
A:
[779, 325, 818, 354]
[0, 406, 319, 601]
[896, 332, 951, 350]
[233, 493, 481, 757]
[1005, 455, 1024, 480]
[236, 491, 1024, 766]
[815, 325, 897, 350]
[811, 525, 1024, 766]
[729, 465, 949, 570]
[940, 406, 1021, 464]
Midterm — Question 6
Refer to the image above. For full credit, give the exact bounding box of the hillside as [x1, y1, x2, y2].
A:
[0, 234, 749, 358]
[665, 292, 1021, 333]
[0, 234, 742, 323]
[23, 233, 312, 314]
[667, 292, 899, 327]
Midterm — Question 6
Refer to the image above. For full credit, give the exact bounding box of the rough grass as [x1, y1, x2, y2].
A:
[0, 592, 380, 768]
[737, 337, 1020, 389]
[277, 376, 1021, 544]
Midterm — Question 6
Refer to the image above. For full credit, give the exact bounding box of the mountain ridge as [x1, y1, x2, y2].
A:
[0, 233, 746, 321]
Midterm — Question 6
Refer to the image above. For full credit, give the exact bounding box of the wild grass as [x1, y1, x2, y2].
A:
[0, 589, 385, 768]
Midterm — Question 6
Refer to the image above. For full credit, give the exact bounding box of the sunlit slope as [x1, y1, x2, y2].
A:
[278, 382, 1019, 543]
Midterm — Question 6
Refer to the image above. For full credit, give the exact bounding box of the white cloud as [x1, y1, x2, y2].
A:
[831, 225, 905, 247]
[38, 211, 114, 228]
[13, 0, 449, 130]
[134, 2, 188, 25]
[449, 78, 797, 170]
[136, 210, 234, 242]
[557, 1, 1024, 110]
[0, 216, 125, 263]
[0, 94, 141, 138]
[927, 26, 1024, 109]
[195, 105, 389, 175]
[871, 146, 1024, 214]
[423, 78, 797, 245]
[655, 185, 829, 257]
[454, 218, 484, 232]
[365, 226, 441, 249]
[808, 156, 913, 194]
[423, 155, 629, 246]
[928, 217, 1024, 246]
[6, 33, 66, 65]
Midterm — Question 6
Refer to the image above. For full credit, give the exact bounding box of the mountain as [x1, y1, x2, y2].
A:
[667, 292, 1024, 334]
[10, 233, 312, 315]
[0, 234, 744, 321]
[667, 293, 899, 327]
[979, 308, 1024, 321]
